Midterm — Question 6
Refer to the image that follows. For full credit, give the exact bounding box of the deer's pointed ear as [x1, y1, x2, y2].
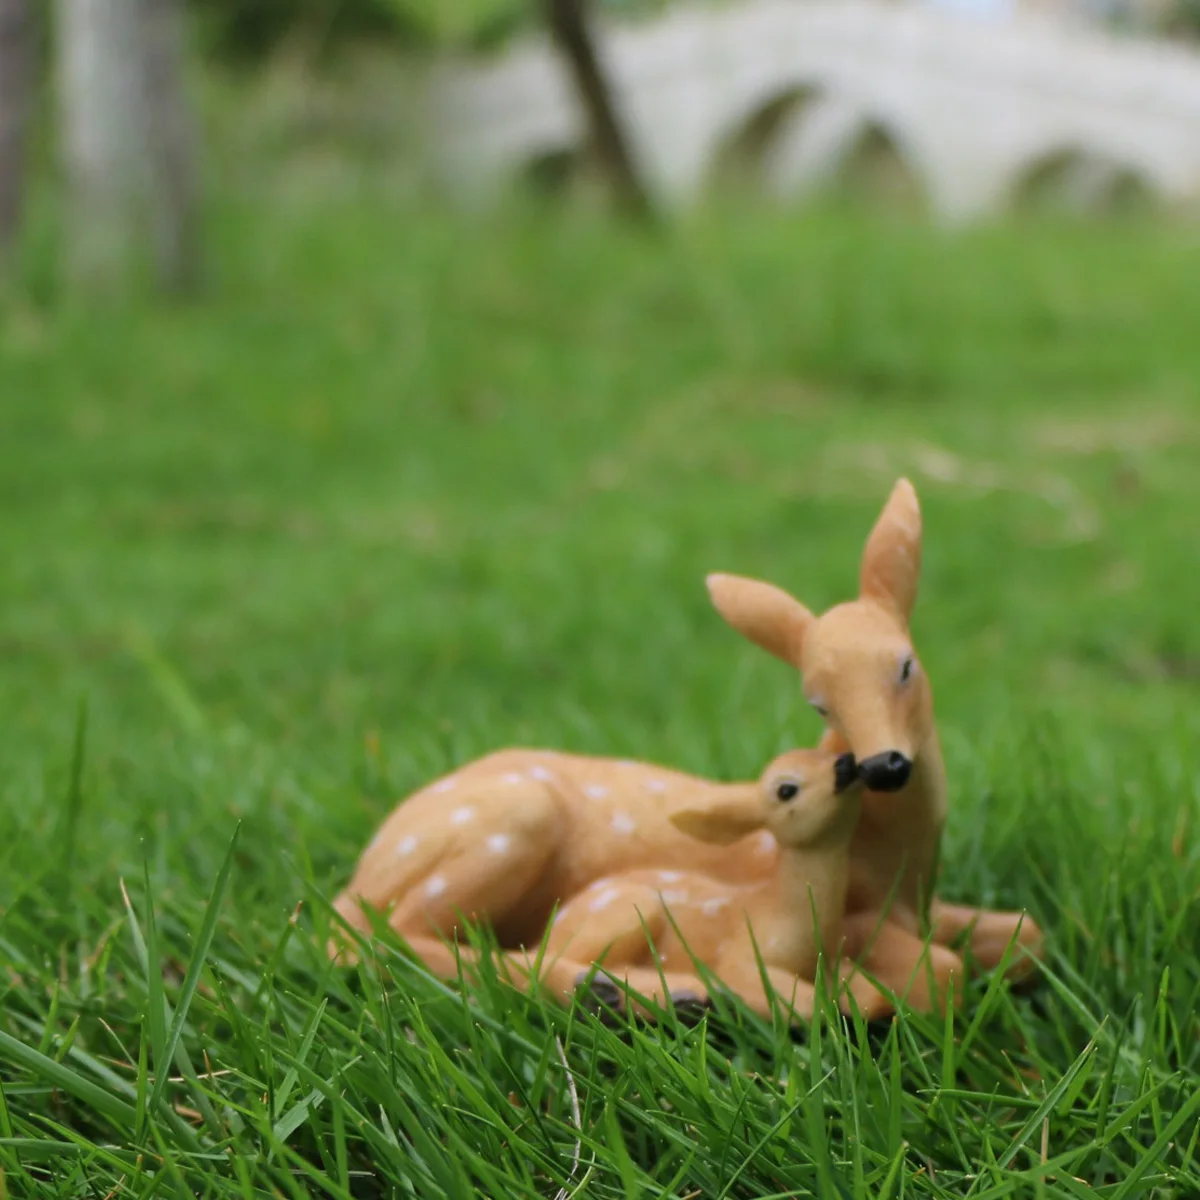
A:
[859, 478, 922, 624]
[670, 792, 763, 845]
[706, 573, 814, 667]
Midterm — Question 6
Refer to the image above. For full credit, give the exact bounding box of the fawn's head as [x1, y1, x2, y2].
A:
[707, 478, 933, 793]
[669, 748, 862, 849]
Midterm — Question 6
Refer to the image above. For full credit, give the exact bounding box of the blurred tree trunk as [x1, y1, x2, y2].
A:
[56, 0, 145, 289]
[544, 0, 656, 221]
[0, 0, 33, 268]
[137, 0, 202, 294]
[56, 0, 201, 294]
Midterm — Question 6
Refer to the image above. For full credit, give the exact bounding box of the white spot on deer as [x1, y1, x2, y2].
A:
[396, 835, 419, 857]
[658, 870, 683, 883]
[756, 830, 777, 856]
[644, 778, 668, 794]
[611, 812, 636, 834]
[425, 875, 447, 898]
[529, 765, 554, 782]
[486, 833, 511, 854]
[501, 772, 524, 784]
[450, 806, 474, 825]
[589, 887, 619, 913]
[702, 897, 729, 916]
[585, 783, 608, 800]
[432, 777, 457, 794]
[661, 889, 690, 905]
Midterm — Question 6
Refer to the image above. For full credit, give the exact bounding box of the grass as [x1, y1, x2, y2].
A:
[2, 169, 1200, 1196]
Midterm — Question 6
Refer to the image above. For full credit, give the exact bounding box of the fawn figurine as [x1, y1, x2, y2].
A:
[706, 477, 1044, 1013]
[329, 746, 892, 1020]
[538, 747, 872, 1020]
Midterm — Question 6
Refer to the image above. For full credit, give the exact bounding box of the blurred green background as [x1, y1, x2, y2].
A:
[3, 1, 1200, 1195]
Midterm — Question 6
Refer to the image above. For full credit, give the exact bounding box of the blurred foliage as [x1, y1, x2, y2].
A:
[192, 0, 528, 61]
[192, 0, 671, 63]
[1161, 0, 1200, 39]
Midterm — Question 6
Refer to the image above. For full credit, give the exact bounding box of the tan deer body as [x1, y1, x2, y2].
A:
[330, 746, 888, 1018]
[540, 747, 873, 1019]
[707, 479, 1044, 1014]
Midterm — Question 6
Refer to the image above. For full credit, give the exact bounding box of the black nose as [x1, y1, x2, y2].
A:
[859, 751, 912, 792]
[834, 753, 858, 793]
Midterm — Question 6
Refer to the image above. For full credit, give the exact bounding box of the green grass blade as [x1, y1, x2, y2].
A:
[147, 821, 240, 1122]
[0, 1032, 139, 1131]
[1108, 1085, 1200, 1200]
[58, 698, 88, 877]
[141, 862, 168, 1140]
[996, 1039, 1098, 1170]
[274, 998, 327, 1120]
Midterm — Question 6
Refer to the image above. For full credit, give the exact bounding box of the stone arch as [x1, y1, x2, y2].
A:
[502, 139, 608, 207]
[816, 116, 932, 214]
[1007, 146, 1159, 216]
[705, 83, 826, 195]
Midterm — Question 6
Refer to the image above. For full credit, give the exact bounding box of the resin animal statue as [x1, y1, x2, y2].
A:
[329, 745, 893, 1020]
[706, 477, 1045, 1013]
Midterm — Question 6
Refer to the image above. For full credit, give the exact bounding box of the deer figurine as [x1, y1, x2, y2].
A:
[535, 746, 870, 1020]
[329, 745, 893, 1020]
[706, 477, 1045, 1014]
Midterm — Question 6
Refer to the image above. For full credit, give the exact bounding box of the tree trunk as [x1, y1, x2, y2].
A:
[0, 0, 33, 266]
[543, 0, 656, 222]
[137, 0, 202, 295]
[56, 0, 146, 290]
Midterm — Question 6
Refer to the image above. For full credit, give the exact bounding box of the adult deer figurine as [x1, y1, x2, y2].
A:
[329, 746, 893, 1019]
[706, 478, 1044, 1014]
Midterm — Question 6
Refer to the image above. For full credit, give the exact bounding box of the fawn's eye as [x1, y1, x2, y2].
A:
[809, 699, 828, 717]
[775, 781, 800, 802]
[899, 656, 915, 684]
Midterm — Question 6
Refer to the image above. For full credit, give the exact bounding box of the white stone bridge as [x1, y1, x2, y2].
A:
[425, 0, 1200, 219]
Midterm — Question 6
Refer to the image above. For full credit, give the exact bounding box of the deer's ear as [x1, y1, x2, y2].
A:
[670, 793, 763, 845]
[859, 478, 922, 624]
[706, 573, 814, 667]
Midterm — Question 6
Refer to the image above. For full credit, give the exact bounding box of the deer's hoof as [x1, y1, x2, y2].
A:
[670, 990, 712, 1026]
[575, 971, 625, 1020]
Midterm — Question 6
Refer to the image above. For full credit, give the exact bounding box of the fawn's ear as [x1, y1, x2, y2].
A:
[706, 573, 814, 667]
[670, 792, 764, 845]
[859, 477, 922, 625]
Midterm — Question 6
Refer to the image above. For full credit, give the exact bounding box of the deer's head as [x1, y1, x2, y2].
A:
[669, 748, 862, 849]
[707, 478, 933, 793]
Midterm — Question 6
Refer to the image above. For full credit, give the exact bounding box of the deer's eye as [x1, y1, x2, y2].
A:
[900, 656, 915, 684]
[809, 699, 829, 717]
[775, 781, 800, 802]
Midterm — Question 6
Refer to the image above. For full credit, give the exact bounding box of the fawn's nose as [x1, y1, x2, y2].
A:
[834, 753, 859, 793]
[859, 751, 912, 792]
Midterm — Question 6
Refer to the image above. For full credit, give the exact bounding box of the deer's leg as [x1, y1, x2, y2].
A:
[543, 884, 673, 964]
[840, 913, 964, 1017]
[386, 783, 561, 935]
[518, 949, 714, 1018]
[929, 900, 1044, 984]
[567, 961, 716, 1021]
[705, 951, 825, 1022]
[329, 777, 562, 970]
[529, 886, 712, 1016]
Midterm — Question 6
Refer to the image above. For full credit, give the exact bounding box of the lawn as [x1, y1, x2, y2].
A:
[2, 180, 1200, 1197]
